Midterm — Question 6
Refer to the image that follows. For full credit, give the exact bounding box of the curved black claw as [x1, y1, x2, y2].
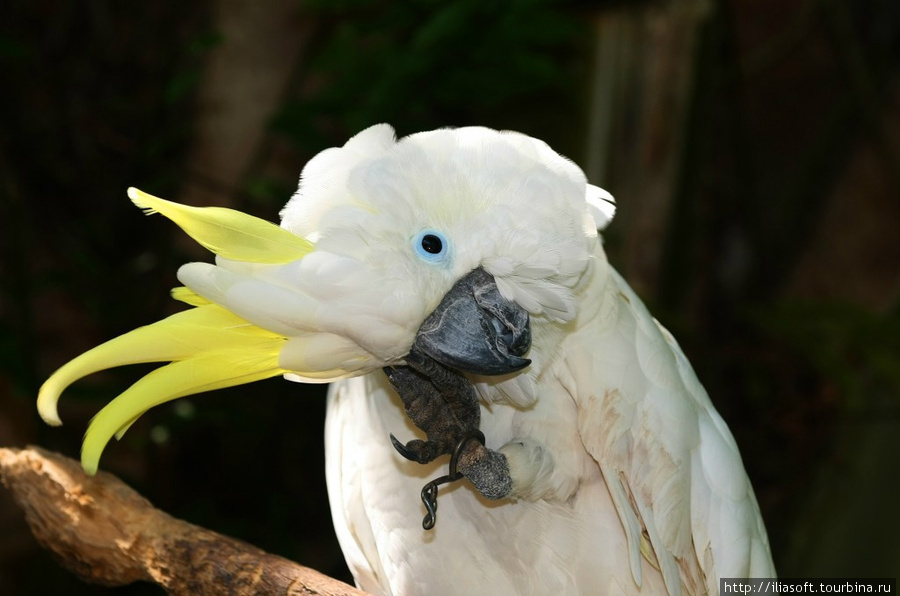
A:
[390, 433, 441, 464]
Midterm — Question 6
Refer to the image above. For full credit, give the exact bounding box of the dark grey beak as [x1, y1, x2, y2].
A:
[412, 268, 531, 376]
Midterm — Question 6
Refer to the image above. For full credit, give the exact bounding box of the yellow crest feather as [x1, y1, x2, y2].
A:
[171, 286, 211, 306]
[38, 303, 291, 474]
[128, 187, 313, 263]
[37, 188, 322, 474]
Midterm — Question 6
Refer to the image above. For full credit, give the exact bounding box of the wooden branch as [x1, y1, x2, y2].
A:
[0, 446, 369, 596]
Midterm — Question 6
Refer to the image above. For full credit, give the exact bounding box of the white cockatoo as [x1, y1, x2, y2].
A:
[39, 124, 774, 596]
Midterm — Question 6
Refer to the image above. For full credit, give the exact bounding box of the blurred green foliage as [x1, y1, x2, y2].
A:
[272, 0, 587, 152]
[758, 301, 900, 409]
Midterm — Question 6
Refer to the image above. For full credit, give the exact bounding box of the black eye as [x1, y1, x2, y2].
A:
[414, 229, 450, 264]
[421, 234, 443, 254]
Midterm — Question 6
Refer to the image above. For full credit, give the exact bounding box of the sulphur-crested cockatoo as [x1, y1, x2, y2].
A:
[39, 124, 774, 596]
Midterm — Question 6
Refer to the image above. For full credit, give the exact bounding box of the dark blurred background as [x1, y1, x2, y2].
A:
[1, 0, 899, 593]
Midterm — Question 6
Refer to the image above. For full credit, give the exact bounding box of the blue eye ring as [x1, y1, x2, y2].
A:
[413, 229, 450, 264]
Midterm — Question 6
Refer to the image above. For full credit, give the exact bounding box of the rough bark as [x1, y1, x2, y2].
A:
[0, 446, 368, 596]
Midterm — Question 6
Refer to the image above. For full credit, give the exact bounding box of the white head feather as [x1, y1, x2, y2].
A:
[283, 124, 613, 318]
[181, 124, 615, 382]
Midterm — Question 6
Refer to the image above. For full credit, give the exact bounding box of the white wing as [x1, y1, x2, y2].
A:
[570, 267, 775, 595]
[325, 376, 391, 595]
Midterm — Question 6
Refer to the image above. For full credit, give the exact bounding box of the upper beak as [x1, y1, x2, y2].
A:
[412, 268, 531, 376]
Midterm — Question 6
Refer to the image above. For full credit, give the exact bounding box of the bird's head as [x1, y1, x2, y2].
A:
[37, 124, 615, 474]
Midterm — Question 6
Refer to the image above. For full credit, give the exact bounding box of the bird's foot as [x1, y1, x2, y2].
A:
[389, 434, 441, 465]
[454, 435, 512, 500]
[417, 430, 512, 529]
[384, 351, 513, 529]
[418, 429, 484, 530]
[383, 349, 480, 463]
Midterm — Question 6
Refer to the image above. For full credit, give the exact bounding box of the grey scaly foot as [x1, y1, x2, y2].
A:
[383, 350, 512, 528]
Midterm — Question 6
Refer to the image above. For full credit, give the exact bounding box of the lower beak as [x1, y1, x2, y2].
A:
[412, 268, 531, 376]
